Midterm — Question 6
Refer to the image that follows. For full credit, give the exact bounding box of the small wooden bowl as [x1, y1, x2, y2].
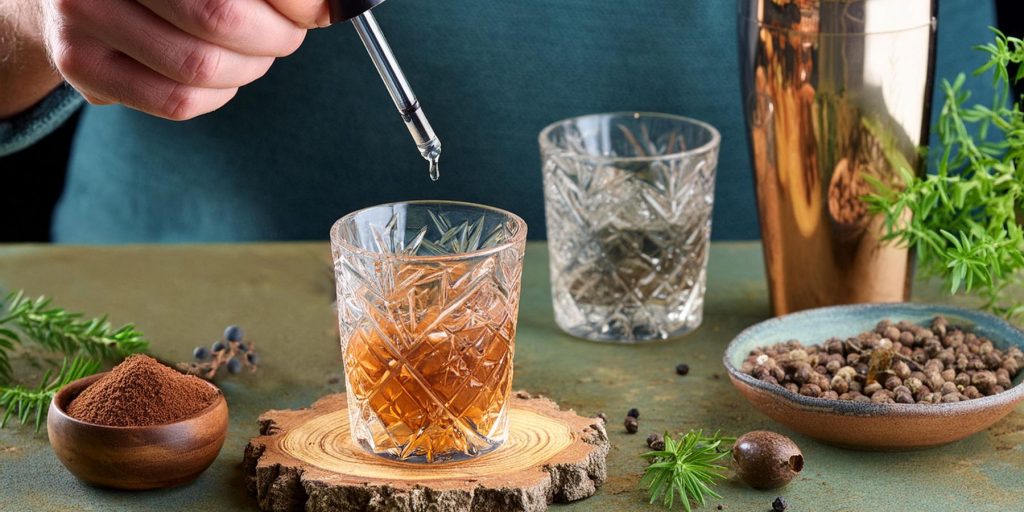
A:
[47, 372, 229, 489]
[724, 303, 1024, 450]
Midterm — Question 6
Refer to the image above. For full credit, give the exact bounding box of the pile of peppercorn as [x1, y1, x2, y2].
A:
[742, 317, 1023, 404]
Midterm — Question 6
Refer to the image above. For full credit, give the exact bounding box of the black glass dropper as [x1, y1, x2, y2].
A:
[328, 0, 442, 180]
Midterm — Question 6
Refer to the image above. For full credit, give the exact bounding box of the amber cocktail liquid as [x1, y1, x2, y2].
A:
[331, 202, 526, 462]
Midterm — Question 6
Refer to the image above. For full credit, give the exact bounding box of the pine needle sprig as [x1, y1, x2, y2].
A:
[865, 28, 1024, 320]
[640, 430, 735, 511]
[0, 356, 101, 432]
[0, 291, 148, 362]
[0, 329, 13, 385]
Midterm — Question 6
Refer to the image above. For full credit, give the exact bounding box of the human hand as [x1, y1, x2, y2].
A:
[42, 0, 331, 120]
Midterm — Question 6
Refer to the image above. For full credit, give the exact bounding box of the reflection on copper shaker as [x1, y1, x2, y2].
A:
[738, 0, 937, 315]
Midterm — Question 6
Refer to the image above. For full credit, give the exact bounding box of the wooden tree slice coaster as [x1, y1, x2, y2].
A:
[243, 391, 609, 512]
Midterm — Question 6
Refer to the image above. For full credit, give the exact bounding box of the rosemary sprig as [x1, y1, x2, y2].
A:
[0, 291, 149, 430]
[640, 430, 735, 511]
[0, 357, 100, 432]
[866, 28, 1024, 319]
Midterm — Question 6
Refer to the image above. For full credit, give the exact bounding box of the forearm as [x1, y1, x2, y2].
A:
[0, 0, 62, 119]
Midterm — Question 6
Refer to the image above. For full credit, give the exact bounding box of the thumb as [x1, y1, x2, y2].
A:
[266, 0, 332, 29]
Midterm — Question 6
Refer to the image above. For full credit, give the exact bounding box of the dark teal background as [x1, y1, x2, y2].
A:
[54, 0, 996, 242]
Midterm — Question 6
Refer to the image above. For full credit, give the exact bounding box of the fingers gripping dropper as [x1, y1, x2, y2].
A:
[329, 0, 441, 180]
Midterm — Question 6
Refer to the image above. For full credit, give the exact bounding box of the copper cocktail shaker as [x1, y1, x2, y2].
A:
[738, 0, 937, 315]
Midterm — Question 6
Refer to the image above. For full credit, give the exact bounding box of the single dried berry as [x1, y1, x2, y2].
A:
[627, 408, 640, 419]
[224, 325, 244, 342]
[997, 370, 1013, 389]
[799, 383, 821, 397]
[675, 363, 690, 376]
[772, 496, 788, 512]
[227, 358, 243, 374]
[793, 364, 813, 385]
[883, 326, 901, 342]
[646, 433, 665, 450]
[972, 371, 998, 393]
[624, 416, 638, 434]
[732, 431, 803, 489]
[193, 346, 209, 360]
[212, 341, 226, 352]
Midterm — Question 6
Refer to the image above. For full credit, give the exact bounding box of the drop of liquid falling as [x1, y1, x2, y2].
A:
[428, 155, 440, 181]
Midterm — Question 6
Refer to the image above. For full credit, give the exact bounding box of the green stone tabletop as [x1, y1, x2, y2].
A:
[0, 242, 1021, 511]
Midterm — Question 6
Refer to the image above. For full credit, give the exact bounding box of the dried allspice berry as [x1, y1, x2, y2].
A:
[624, 416, 638, 434]
[646, 433, 665, 451]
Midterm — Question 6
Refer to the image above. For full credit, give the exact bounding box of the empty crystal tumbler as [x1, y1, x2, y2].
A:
[540, 112, 720, 342]
[331, 201, 527, 462]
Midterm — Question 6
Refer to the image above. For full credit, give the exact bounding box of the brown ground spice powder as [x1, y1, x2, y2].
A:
[67, 354, 219, 426]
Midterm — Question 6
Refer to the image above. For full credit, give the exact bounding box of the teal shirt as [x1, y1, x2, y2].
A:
[2, 0, 997, 242]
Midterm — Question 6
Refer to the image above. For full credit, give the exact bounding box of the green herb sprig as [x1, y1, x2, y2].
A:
[0, 291, 148, 431]
[866, 29, 1024, 318]
[0, 356, 100, 431]
[640, 430, 735, 511]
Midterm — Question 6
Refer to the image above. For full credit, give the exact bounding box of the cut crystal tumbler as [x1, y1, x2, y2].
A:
[540, 112, 720, 342]
[331, 201, 526, 462]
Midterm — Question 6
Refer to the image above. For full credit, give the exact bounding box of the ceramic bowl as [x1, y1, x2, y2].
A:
[47, 372, 229, 489]
[724, 303, 1024, 450]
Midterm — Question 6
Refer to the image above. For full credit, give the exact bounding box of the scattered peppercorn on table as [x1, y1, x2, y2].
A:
[0, 242, 1021, 511]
